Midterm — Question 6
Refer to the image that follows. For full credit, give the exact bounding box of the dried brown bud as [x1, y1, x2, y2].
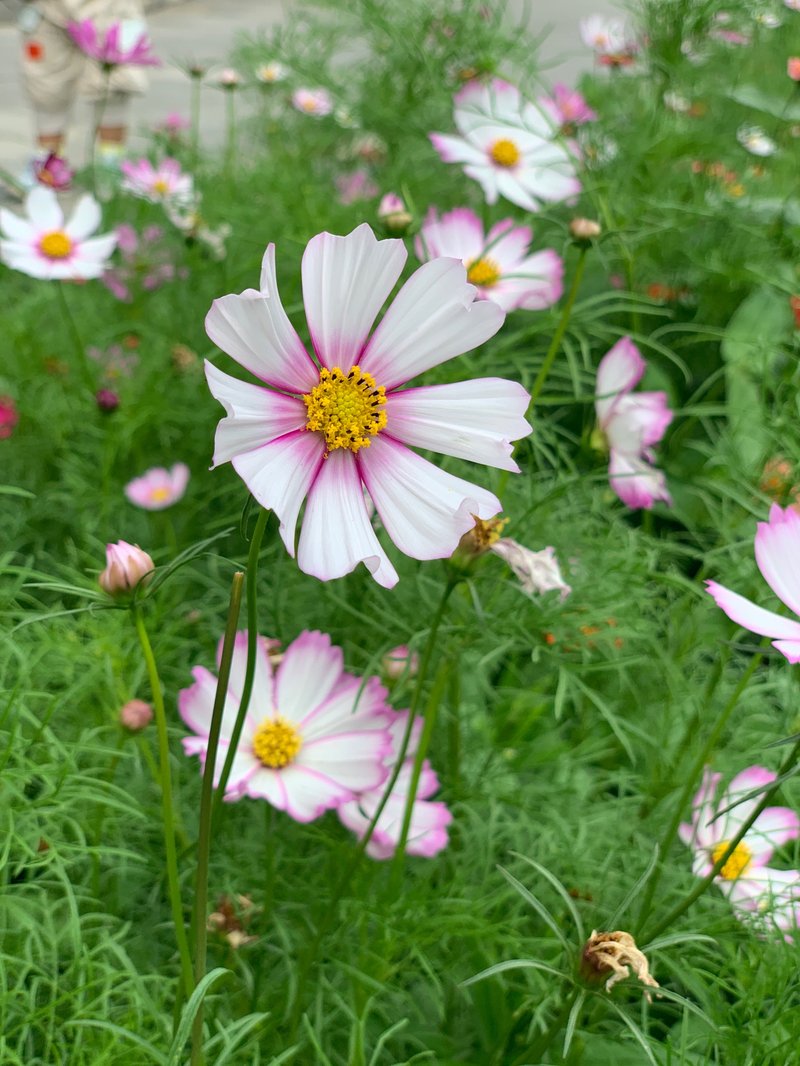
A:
[581, 929, 659, 999]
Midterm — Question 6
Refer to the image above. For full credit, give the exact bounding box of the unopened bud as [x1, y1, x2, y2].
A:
[569, 217, 602, 244]
[96, 388, 119, 413]
[120, 698, 153, 731]
[99, 540, 154, 597]
[382, 644, 419, 680]
[378, 193, 413, 234]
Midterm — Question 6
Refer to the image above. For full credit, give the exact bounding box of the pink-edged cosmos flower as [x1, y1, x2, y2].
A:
[179, 630, 393, 822]
[430, 79, 581, 213]
[338, 711, 452, 859]
[124, 462, 190, 510]
[415, 206, 563, 312]
[335, 168, 379, 205]
[120, 158, 195, 207]
[292, 88, 333, 116]
[706, 504, 800, 662]
[679, 766, 800, 913]
[0, 186, 116, 281]
[204, 223, 531, 588]
[33, 153, 73, 191]
[579, 14, 637, 64]
[595, 337, 673, 510]
[67, 18, 159, 67]
[539, 83, 597, 129]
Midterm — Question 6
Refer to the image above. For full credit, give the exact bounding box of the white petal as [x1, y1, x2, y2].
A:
[754, 505, 800, 618]
[274, 630, 343, 725]
[64, 195, 101, 239]
[595, 337, 645, 425]
[0, 207, 35, 243]
[25, 186, 64, 229]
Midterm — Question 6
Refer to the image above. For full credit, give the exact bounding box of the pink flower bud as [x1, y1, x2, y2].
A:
[120, 698, 153, 730]
[0, 395, 19, 440]
[789, 57, 800, 81]
[382, 644, 419, 680]
[96, 388, 119, 412]
[99, 540, 154, 596]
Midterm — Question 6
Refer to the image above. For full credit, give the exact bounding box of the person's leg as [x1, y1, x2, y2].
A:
[19, 15, 84, 159]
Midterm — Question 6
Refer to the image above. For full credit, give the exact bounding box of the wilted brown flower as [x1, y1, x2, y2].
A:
[581, 929, 659, 999]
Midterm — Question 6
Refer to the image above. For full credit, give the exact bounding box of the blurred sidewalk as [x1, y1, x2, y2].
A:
[0, 0, 616, 178]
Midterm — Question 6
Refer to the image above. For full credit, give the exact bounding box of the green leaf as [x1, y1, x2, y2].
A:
[726, 85, 800, 121]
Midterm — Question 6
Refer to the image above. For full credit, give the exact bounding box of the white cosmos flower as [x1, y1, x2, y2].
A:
[737, 125, 778, 156]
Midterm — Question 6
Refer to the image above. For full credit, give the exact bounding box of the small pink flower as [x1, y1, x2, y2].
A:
[679, 766, 799, 916]
[382, 645, 419, 680]
[179, 630, 393, 822]
[416, 206, 563, 312]
[539, 83, 597, 128]
[292, 88, 333, 116]
[99, 541, 154, 596]
[124, 463, 190, 510]
[67, 18, 160, 67]
[102, 223, 182, 303]
[378, 194, 406, 219]
[158, 112, 190, 135]
[338, 711, 452, 859]
[96, 388, 119, 412]
[0, 396, 19, 439]
[33, 153, 73, 191]
[120, 699, 153, 730]
[706, 504, 800, 662]
[579, 14, 638, 62]
[789, 57, 800, 80]
[595, 338, 673, 509]
[216, 67, 241, 87]
[335, 168, 379, 205]
[256, 61, 287, 84]
[120, 158, 195, 207]
[490, 540, 571, 599]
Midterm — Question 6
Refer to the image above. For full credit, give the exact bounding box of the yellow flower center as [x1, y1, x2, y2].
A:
[303, 365, 387, 454]
[712, 840, 753, 880]
[153, 178, 170, 195]
[252, 717, 302, 768]
[150, 486, 171, 503]
[489, 138, 521, 167]
[466, 256, 501, 288]
[39, 230, 73, 259]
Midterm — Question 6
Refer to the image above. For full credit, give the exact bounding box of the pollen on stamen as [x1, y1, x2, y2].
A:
[489, 138, 521, 168]
[39, 230, 73, 259]
[252, 717, 302, 769]
[712, 840, 753, 880]
[303, 364, 388, 454]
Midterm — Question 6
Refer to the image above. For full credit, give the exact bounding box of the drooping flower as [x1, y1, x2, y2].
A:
[0, 186, 116, 281]
[120, 158, 195, 207]
[204, 223, 530, 588]
[579, 15, 637, 65]
[594, 337, 673, 510]
[179, 630, 393, 822]
[706, 504, 800, 661]
[337, 710, 452, 859]
[102, 224, 183, 302]
[539, 83, 597, 129]
[67, 18, 160, 67]
[430, 79, 581, 213]
[256, 61, 287, 84]
[737, 125, 777, 156]
[491, 540, 571, 599]
[679, 766, 800, 914]
[124, 463, 190, 510]
[335, 168, 379, 205]
[33, 153, 73, 191]
[415, 207, 563, 312]
[98, 540, 154, 596]
[581, 930, 659, 996]
[0, 395, 19, 440]
[293, 88, 333, 116]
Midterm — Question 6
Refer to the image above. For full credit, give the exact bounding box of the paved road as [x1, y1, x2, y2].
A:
[0, 0, 616, 177]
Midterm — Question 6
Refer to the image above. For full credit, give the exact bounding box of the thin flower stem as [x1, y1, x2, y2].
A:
[211, 506, 269, 823]
[190, 571, 244, 1066]
[225, 90, 236, 173]
[55, 283, 95, 392]
[527, 248, 588, 408]
[191, 77, 202, 167]
[512, 986, 579, 1065]
[132, 605, 194, 1004]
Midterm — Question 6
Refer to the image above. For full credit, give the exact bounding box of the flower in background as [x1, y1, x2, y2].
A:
[165, 202, 231, 260]
[0, 395, 19, 439]
[709, 14, 751, 45]
[67, 18, 160, 67]
[205, 224, 530, 588]
[157, 112, 190, 139]
[124, 463, 190, 510]
[335, 168, 379, 205]
[377, 193, 412, 233]
[382, 645, 419, 680]
[33, 153, 73, 190]
[256, 61, 286, 84]
[95, 387, 119, 412]
[491, 540, 571, 599]
[338, 711, 452, 859]
[351, 132, 387, 164]
[430, 79, 581, 212]
[539, 83, 597, 130]
[663, 90, 692, 113]
[293, 88, 333, 116]
[179, 630, 393, 821]
[790, 294, 800, 327]
[120, 158, 195, 207]
[120, 698, 153, 730]
[754, 10, 782, 27]
[88, 343, 139, 383]
[579, 14, 637, 65]
[102, 223, 184, 302]
[737, 125, 777, 156]
[787, 0, 800, 9]
[0, 186, 116, 280]
[706, 504, 800, 662]
[679, 767, 800, 917]
[215, 67, 241, 88]
[98, 540, 154, 596]
[788, 57, 800, 80]
[594, 337, 673, 510]
[415, 207, 563, 312]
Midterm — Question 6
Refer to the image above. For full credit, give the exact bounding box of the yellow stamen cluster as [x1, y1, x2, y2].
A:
[252, 717, 302, 768]
[489, 138, 521, 168]
[150, 487, 172, 503]
[152, 178, 170, 195]
[712, 840, 753, 880]
[39, 230, 73, 259]
[466, 256, 501, 288]
[303, 365, 387, 454]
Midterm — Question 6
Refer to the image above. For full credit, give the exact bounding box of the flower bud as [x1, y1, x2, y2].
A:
[569, 217, 602, 244]
[0, 395, 19, 440]
[120, 698, 153, 730]
[382, 644, 419, 680]
[789, 57, 800, 82]
[99, 540, 154, 597]
[378, 193, 413, 234]
[96, 388, 119, 413]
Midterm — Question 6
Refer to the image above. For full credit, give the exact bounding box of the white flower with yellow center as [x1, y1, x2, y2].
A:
[0, 186, 116, 281]
[204, 223, 531, 588]
[430, 79, 581, 213]
[179, 630, 393, 822]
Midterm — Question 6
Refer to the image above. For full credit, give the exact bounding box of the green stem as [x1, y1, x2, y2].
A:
[225, 89, 236, 173]
[55, 283, 95, 392]
[211, 507, 269, 822]
[190, 572, 244, 1066]
[512, 986, 579, 1065]
[645, 730, 800, 942]
[191, 77, 202, 167]
[133, 606, 194, 1004]
[528, 248, 587, 408]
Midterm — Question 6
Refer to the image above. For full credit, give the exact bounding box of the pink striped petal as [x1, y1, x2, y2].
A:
[178, 665, 256, 742]
[300, 674, 390, 739]
[429, 132, 486, 166]
[415, 206, 483, 262]
[300, 731, 390, 791]
[491, 249, 563, 311]
[219, 631, 275, 715]
[754, 504, 800, 618]
[274, 630, 343, 726]
[608, 450, 671, 510]
[297, 448, 399, 587]
[358, 435, 500, 559]
[273, 764, 355, 822]
[705, 580, 800, 644]
[596, 337, 645, 427]
[360, 258, 504, 389]
[385, 378, 530, 472]
[301, 223, 406, 369]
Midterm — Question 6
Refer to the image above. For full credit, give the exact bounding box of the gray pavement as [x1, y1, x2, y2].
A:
[0, 0, 617, 178]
